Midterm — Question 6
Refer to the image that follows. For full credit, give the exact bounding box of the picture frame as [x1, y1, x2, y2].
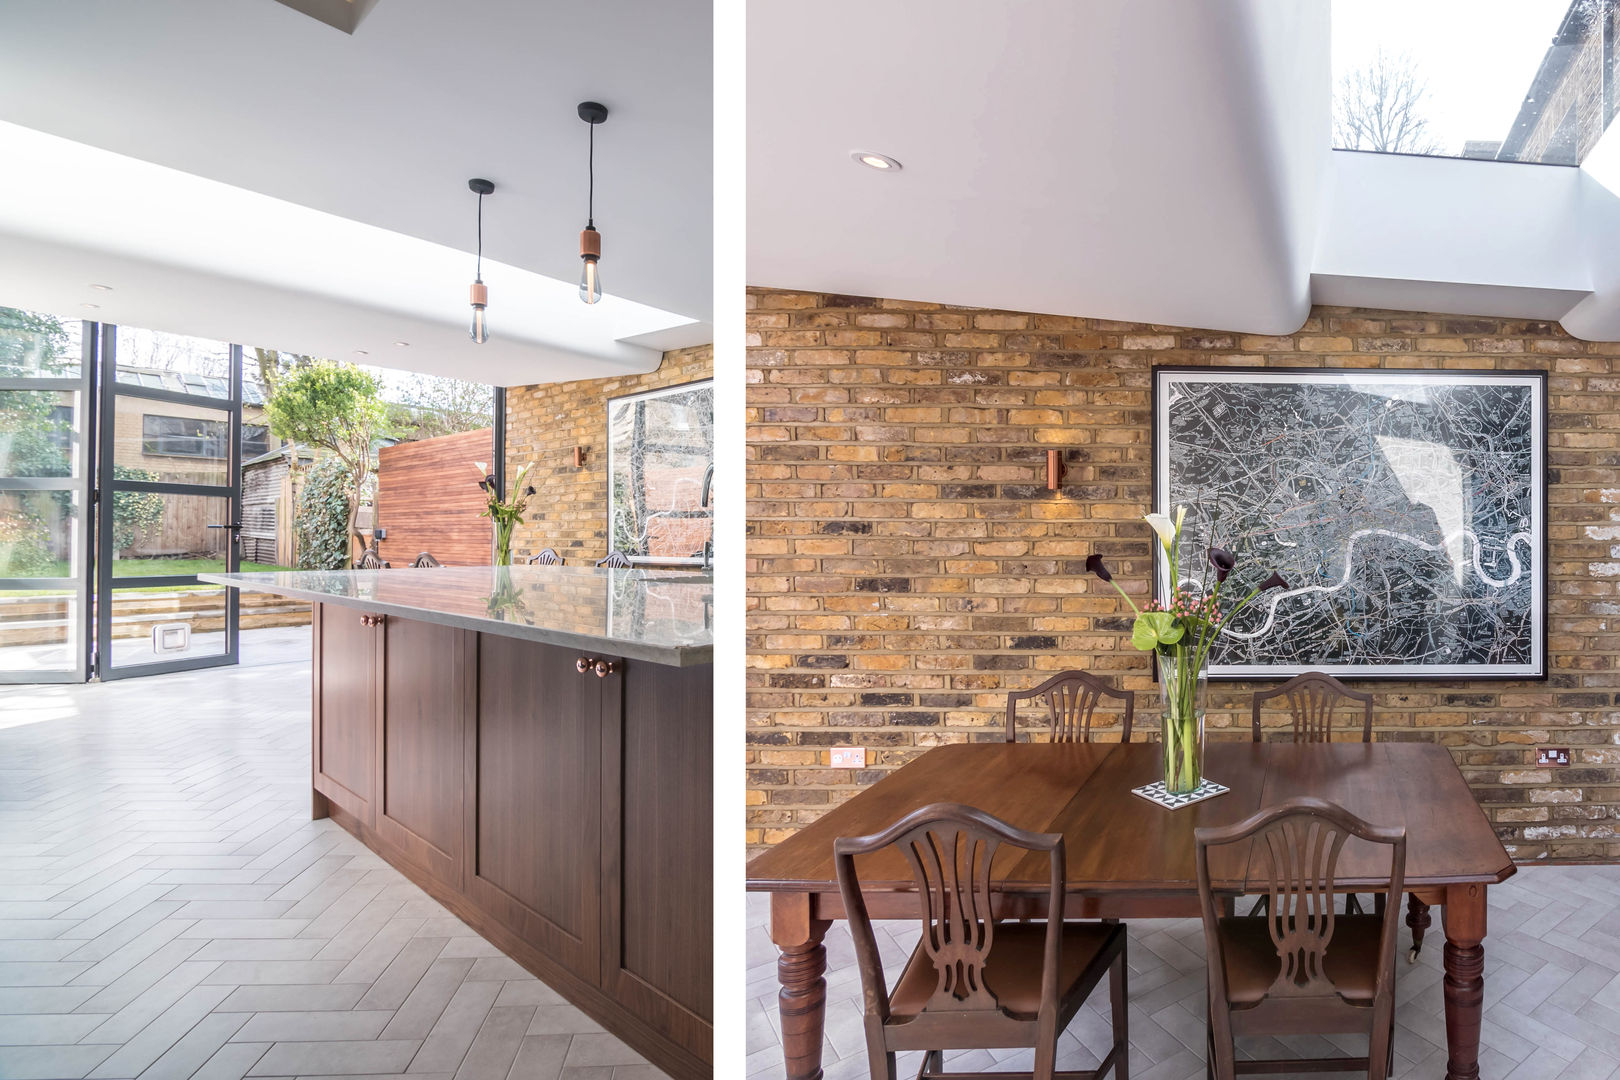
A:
[606, 379, 714, 563]
[1152, 366, 1547, 680]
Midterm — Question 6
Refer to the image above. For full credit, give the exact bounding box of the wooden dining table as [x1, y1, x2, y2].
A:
[747, 740, 1514, 1080]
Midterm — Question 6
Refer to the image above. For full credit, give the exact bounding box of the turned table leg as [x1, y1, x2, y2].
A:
[1442, 883, 1488, 1080]
[771, 892, 831, 1080]
[1407, 892, 1431, 963]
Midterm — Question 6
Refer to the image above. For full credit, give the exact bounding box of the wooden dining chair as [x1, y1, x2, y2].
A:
[596, 550, 632, 568]
[528, 548, 562, 565]
[1195, 797, 1406, 1080]
[1250, 671, 1373, 743]
[355, 547, 389, 569]
[411, 551, 442, 568]
[834, 802, 1129, 1080]
[1005, 670, 1134, 744]
[1250, 672, 1378, 916]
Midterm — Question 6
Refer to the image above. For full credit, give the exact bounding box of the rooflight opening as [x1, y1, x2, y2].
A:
[1332, 0, 1619, 165]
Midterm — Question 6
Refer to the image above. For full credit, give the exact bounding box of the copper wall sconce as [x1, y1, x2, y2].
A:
[1046, 449, 1063, 491]
[574, 446, 587, 468]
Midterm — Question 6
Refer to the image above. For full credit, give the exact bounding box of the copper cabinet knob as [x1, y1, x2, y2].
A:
[576, 656, 595, 674]
[593, 659, 617, 678]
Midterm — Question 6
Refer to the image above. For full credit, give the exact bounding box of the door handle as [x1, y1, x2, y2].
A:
[576, 656, 596, 674]
[592, 659, 617, 678]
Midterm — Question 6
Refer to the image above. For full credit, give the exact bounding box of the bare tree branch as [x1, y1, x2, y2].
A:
[1334, 48, 1443, 156]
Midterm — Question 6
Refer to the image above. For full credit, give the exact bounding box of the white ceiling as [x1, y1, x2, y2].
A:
[747, 0, 1620, 339]
[0, 0, 712, 385]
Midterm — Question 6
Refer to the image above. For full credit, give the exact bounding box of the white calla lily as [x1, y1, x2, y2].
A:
[1175, 504, 1186, 533]
[1144, 512, 1177, 550]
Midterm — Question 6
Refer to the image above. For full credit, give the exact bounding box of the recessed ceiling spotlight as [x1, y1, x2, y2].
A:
[393, 341, 410, 347]
[851, 151, 901, 171]
[353, 349, 370, 356]
[81, 303, 100, 310]
[88, 283, 113, 291]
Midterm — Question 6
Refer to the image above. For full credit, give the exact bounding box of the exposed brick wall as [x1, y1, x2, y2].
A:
[504, 345, 712, 564]
[745, 288, 1620, 861]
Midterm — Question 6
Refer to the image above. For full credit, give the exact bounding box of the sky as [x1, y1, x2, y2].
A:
[1333, 0, 1575, 156]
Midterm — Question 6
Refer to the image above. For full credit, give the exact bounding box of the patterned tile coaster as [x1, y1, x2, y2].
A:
[1131, 778, 1230, 809]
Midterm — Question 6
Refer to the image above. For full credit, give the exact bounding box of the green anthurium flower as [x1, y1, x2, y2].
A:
[1131, 611, 1185, 651]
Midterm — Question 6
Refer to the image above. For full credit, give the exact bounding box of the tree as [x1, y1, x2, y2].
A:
[1334, 49, 1442, 156]
[0, 306, 71, 376]
[249, 347, 317, 400]
[384, 373, 494, 442]
[264, 361, 389, 556]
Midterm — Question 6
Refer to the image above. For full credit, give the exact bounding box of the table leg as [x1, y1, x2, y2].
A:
[771, 893, 831, 1080]
[1406, 892, 1431, 963]
[1442, 883, 1487, 1080]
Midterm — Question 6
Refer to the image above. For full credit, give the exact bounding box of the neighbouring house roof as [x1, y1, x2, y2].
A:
[117, 364, 269, 405]
[242, 444, 317, 469]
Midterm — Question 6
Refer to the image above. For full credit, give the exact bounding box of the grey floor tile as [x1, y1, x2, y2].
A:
[0, 1043, 119, 1080]
[246, 1039, 422, 1076]
[563, 1034, 648, 1069]
[508, 1034, 572, 1080]
[407, 979, 503, 1073]
[230, 1010, 396, 1043]
[451, 1005, 536, 1080]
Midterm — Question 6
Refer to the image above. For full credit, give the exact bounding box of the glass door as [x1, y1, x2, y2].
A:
[0, 310, 95, 683]
[95, 326, 242, 679]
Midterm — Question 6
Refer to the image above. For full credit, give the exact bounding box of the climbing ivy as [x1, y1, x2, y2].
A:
[295, 456, 352, 570]
[111, 464, 163, 555]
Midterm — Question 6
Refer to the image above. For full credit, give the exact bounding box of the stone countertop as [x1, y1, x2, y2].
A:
[200, 565, 713, 667]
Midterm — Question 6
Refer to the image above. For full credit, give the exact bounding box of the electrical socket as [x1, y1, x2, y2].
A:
[829, 746, 866, 769]
[1537, 747, 1571, 767]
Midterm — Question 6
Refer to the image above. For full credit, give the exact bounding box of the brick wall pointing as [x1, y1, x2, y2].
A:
[503, 345, 713, 565]
[744, 288, 1620, 862]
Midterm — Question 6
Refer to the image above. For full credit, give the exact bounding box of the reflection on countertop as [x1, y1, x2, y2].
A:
[200, 564, 713, 666]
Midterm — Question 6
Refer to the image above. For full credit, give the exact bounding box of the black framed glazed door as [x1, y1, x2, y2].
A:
[95, 327, 242, 680]
[0, 315, 96, 684]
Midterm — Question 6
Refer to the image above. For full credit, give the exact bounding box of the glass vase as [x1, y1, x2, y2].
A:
[493, 519, 516, 567]
[1158, 644, 1208, 794]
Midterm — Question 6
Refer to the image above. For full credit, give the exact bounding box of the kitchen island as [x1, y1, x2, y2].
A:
[202, 565, 713, 1079]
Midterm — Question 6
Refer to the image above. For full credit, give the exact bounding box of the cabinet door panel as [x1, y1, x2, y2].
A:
[375, 617, 471, 888]
[602, 659, 712, 1057]
[314, 603, 375, 823]
[470, 636, 601, 981]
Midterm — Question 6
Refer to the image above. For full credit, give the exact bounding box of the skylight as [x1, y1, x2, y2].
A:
[1333, 0, 1619, 165]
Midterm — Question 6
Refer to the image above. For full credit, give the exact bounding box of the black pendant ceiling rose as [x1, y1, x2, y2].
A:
[577, 101, 608, 305]
[467, 177, 494, 343]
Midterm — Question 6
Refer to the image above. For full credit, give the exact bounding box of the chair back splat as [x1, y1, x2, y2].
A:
[1005, 669, 1133, 743]
[1251, 671, 1373, 743]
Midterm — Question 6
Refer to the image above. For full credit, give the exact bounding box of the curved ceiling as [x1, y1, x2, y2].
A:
[748, 0, 1620, 339]
[0, 0, 712, 384]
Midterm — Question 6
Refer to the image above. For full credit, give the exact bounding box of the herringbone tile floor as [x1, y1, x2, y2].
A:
[745, 856, 1620, 1080]
[0, 632, 666, 1080]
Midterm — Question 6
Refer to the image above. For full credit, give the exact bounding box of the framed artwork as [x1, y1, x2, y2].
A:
[1152, 366, 1546, 680]
[606, 379, 714, 561]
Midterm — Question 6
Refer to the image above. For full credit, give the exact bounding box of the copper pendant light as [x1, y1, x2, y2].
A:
[467, 178, 494, 342]
[577, 101, 608, 305]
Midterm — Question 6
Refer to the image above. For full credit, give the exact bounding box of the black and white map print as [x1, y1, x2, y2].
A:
[1155, 369, 1544, 678]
